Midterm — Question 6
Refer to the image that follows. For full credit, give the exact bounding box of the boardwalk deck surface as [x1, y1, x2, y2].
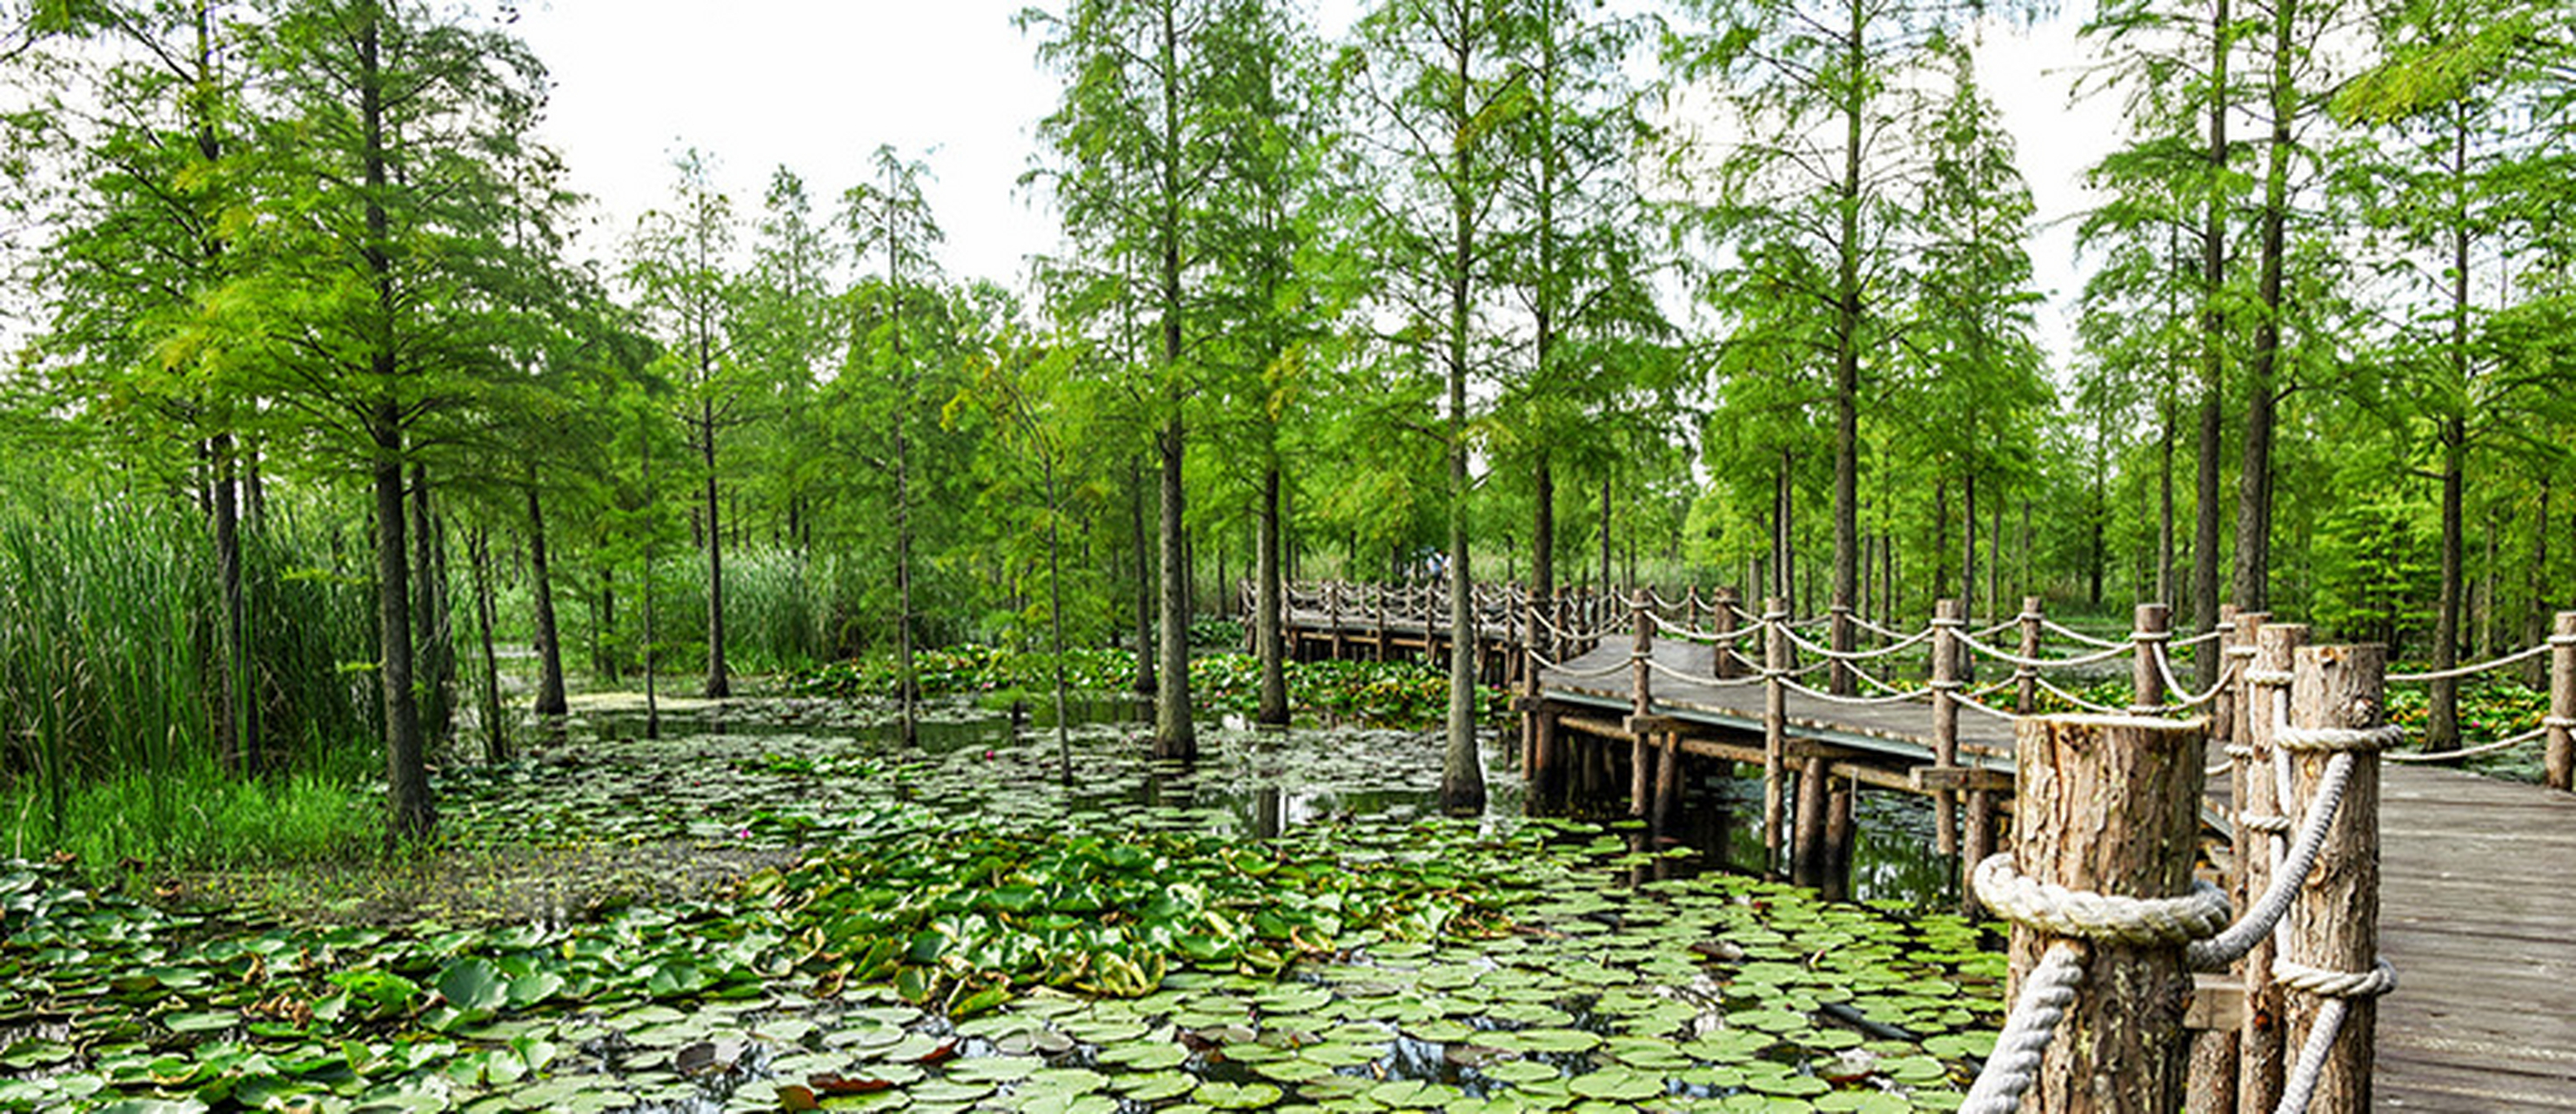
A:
[1504, 635, 2576, 1110]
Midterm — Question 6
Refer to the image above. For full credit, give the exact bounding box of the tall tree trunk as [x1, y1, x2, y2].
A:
[1962, 469, 1977, 620]
[1130, 455, 1154, 696]
[894, 376, 918, 747]
[2527, 480, 2552, 689]
[1155, 417, 1194, 759]
[702, 399, 730, 699]
[1598, 472, 1612, 601]
[367, 1, 430, 843]
[411, 464, 454, 745]
[2193, 0, 2231, 687]
[1440, 27, 1483, 815]
[1257, 464, 1288, 725]
[373, 416, 431, 842]
[2159, 403, 2177, 604]
[1830, 0, 1863, 669]
[2432, 433, 2464, 748]
[527, 480, 566, 716]
[1533, 448, 1555, 616]
[2234, 0, 2294, 614]
[212, 433, 249, 774]
[468, 528, 507, 763]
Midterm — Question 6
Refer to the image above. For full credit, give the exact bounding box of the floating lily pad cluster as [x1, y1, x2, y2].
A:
[3, 692, 2004, 1111]
[1, 811, 2000, 1112]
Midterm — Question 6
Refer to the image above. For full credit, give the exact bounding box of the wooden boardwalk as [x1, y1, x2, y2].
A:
[1511, 638, 2576, 1111]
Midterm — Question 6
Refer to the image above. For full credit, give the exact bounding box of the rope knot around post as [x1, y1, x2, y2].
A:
[1972, 853, 2233, 947]
[2272, 723, 2403, 755]
[2272, 958, 2398, 1001]
[2245, 668, 2298, 688]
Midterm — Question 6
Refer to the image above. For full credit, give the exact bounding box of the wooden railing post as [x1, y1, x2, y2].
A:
[2550, 612, 2576, 791]
[2006, 713, 2208, 1113]
[1712, 587, 1742, 680]
[1629, 588, 1653, 817]
[2236, 620, 2303, 1114]
[2015, 596, 2043, 715]
[2282, 641, 2387, 1111]
[1932, 598, 1963, 856]
[1327, 582, 1346, 661]
[1763, 598, 1789, 865]
[2133, 602, 2171, 714]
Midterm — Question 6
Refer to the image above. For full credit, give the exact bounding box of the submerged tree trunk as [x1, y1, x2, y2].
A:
[527, 480, 566, 717]
[1257, 464, 1289, 726]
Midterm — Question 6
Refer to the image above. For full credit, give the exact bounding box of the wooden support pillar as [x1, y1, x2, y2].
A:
[2550, 612, 2576, 791]
[1629, 588, 1653, 817]
[1931, 598, 1963, 856]
[1794, 755, 1830, 876]
[2016, 596, 2043, 715]
[1712, 587, 1742, 680]
[1653, 731, 1684, 835]
[2132, 602, 2170, 713]
[2006, 713, 2207, 1114]
[1961, 784, 1997, 912]
[1763, 598, 1789, 865]
[2281, 642, 2386, 1112]
[2236, 621, 2305, 1114]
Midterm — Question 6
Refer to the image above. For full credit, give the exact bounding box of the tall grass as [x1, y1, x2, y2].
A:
[0, 499, 377, 857]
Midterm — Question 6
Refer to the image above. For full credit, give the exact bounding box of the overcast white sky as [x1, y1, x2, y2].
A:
[506, 0, 2121, 358]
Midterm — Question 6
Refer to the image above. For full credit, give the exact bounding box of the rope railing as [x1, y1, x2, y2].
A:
[2385, 638, 2553, 683]
[1777, 620, 1937, 661]
[1958, 670, 2399, 1114]
[2151, 647, 2238, 710]
[1956, 627, 2135, 672]
[2039, 618, 2128, 649]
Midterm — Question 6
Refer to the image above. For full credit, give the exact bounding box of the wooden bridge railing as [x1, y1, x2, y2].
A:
[1270, 579, 2576, 1114]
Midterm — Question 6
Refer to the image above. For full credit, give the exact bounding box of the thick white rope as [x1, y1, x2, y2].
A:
[2029, 674, 2133, 716]
[2384, 723, 2554, 763]
[1778, 620, 1938, 661]
[2151, 647, 2238, 709]
[2172, 625, 2228, 649]
[1639, 654, 1765, 689]
[2040, 619, 2130, 649]
[1974, 856, 2234, 945]
[1957, 627, 2137, 671]
[2386, 639, 2553, 683]
[2269, 961, 2397, 1114]
[1969, 614, 2027, 641]
[2188, 751, 2355, 970]
[1958, 943, 2086, 1114]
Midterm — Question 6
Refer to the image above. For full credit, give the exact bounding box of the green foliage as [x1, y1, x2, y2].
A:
[2311, 498, 2439, 649]
[0, 497, 375, 842]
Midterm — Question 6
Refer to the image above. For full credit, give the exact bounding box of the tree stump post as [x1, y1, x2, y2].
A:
[2131, 602, 2170, 714]
[2007, 713, 2207, 1113]
[2549, 612, 2576, 791]
[1713, 587, 1742, 680]
[2281, 642, 2387, 1112]
[2235, 620, 2302, 1112]
[2016, 596, 2044, 715]
[1763, 598, 1790, 865]
[1932, 598, 1963, 856]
